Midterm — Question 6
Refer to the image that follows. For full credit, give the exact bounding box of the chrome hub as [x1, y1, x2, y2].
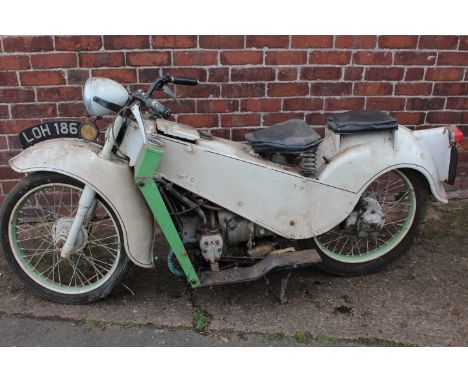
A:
[52, 217, 88, 253]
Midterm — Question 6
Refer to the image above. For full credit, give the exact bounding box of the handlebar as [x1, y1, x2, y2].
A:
[145, 75, 199, 97]
[133, 91, 172, 118]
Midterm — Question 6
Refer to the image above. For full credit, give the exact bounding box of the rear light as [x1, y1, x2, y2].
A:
[448, 126, 464, 145]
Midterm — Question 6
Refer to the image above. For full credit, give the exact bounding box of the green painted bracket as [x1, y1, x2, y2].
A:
[134, 144, 201, 288]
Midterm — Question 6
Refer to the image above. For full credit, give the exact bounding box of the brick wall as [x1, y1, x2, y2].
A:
[0, 35, 467, 202]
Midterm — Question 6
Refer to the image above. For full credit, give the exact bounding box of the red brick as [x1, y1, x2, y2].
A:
[55, 36, 102, 51]
[277, 67, 297, 81]
[0, 105, 9, 119]
[301, 67, 342, 80]
[460, 36, 468, 50]
[11, 103, 57, 119]
[177, 114, 218, 128]
[305, 113, 328, 125]
[335, 36, 376, 49]
[312, 82, 353, 96]
[197, 99, 239, 113]
[91, 69, 136, 83]
[263, 113, 304, 126]
[390, 112, 425, 125]
[366, 97, 406, 111]
[137, 68, 160, 83]
[246, 35, 289, 48]
[36, 87, 82, 102]
[174, 51, 218, 66]
[127, 52, 171, 66]
[208, 129, 231, 139]
[394, 51, 436, 65]
[221, 51, 263, 65]
[231, 67, 275, 82]
[0, 72, 18, 86]
[310, 51, 351, 65]
[1, 180, 19, 194]
[221, 114, 261, 127]
[354, 82, 393, 96]
[353, 51, 393, 65]
[20, 70, 65, 86]
[446, 97, 468, 110]
[378, 35, 418, 49]
[0, 166, 22, 179]
[267, 82, 309, 97]
[199, 35, 244, 49]
[222, 83, 265, 98]
[103, 35, 149, 50]
[405, 68, 425, 81]
[67, 69, 90, 84]
[265, 51, 307, 65]
[291, 36, 333, 48]
[161, 67, 207, 81]
[0, 119, 40, 134]
[324, 97, 365, 111]
[406, 98, 445, 110]
[0, 136, 7, 150]
[283, 98, 323, 111]
[425, 68, 464, 81]
[208, 68, 229, 82]
[344, 67, 363, 81]
[395, 83, 432, 95]
[231, 128, 259, 141]
[427, 111, 462, 124]
[240, 98, 281, 112]
[3, 36, 53, 52]
[419, 36, 459, 49]
[176, 84, 220, 98]
[31, 53, 77, 69]
[153, 35, 197, 49]
[79, 52, 125, 67]
[58, 103, 87, 117]
[437, 52, 468, 66]
[433, 83, 468, 96]
[364, 67, 404, 81]
[162, 100, 195, 114]
[0, 55, 30, 70]
[0, 88, 35, 103]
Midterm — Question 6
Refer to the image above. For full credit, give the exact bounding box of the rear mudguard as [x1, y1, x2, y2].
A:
[9, 139, 155, 268]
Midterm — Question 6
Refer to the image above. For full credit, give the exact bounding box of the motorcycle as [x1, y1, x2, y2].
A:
[0, 75, 463, 304]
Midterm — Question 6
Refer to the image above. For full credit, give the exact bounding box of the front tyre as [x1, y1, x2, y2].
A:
[300, 169, 426, 276]
[0, 172, 131, 304]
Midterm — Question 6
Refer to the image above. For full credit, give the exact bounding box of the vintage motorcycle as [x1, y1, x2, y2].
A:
[0, 75, 463, 304]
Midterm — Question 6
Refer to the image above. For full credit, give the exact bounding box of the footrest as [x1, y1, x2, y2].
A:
[199, 249, 321, 286]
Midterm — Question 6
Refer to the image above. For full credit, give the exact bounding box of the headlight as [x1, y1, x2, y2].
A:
[83, 77, 130, 117]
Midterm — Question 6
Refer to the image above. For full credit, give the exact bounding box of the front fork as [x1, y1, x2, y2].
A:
[60, 115, 125, 259]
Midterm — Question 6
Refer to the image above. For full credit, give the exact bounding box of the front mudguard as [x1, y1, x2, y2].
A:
[9, 139, 155, 268]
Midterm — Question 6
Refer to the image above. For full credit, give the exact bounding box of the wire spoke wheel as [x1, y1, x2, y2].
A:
[303, 170, 426, 275]
[0, 173, 131, 303]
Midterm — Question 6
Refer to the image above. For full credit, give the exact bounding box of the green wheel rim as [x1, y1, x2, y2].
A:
[314, 170, 416, 263]
[8, 182, 121, 294]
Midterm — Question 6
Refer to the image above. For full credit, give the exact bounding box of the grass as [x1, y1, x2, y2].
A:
[192, 307, 209, 332]
[314, 333, 335, 344]
[293, 331, 307, 343]
[267, 332, 284, 341]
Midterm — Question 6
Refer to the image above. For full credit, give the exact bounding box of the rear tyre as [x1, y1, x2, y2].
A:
[0, 172, 131, 304]
[299, 169, 426, 276]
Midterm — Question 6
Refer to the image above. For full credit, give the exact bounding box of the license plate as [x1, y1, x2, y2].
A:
[19, 121, 82, 149]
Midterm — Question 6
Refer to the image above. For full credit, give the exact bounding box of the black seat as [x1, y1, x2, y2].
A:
[245, 119, 321, 154]
[326, 110, 398, 134]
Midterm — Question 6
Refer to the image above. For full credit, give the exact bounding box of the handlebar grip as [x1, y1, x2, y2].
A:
[145, 99, 171, 118]
[171, 77, 199, 86]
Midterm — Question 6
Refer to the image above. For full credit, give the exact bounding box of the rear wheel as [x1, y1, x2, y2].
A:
[300, 169, 426, 275]
[0, 172, 131, 304]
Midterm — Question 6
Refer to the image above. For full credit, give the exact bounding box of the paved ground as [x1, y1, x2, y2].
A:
[0, 200, 466, 346]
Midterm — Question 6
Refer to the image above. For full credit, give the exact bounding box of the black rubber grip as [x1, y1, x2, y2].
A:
[172, 77, 199, 86]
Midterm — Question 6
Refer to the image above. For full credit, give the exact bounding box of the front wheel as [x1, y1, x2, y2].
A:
[300, 169, 426, 276]
[0, 172, 131, 304]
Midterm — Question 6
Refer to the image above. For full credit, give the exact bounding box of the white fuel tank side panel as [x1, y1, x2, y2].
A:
[9, 139, 155, 268]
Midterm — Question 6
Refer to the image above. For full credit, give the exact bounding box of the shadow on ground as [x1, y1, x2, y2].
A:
[0, 200, 466, 346]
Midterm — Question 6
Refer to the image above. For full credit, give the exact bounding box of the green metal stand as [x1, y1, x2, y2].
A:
[134, 144, 201, 288]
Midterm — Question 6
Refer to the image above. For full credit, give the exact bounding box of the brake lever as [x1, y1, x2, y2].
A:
[162, 85, 180, 106]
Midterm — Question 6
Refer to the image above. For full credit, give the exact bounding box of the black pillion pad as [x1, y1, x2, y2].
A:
[326, 110, 398, 134]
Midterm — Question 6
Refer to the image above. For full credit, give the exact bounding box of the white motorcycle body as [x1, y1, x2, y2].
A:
[10, 114, 452, 268]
